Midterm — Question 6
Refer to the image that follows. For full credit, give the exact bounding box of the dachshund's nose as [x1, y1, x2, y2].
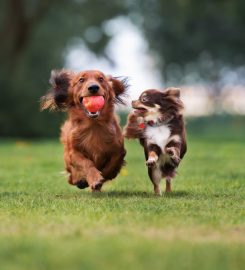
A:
[88, 84, 100, 94]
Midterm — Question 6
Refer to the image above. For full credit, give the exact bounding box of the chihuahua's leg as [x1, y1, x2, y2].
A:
[146, 144, 162, 195]
[146, 151, 158, 167]
[165, 139, 181, 166]
[148, 166, 162, 196]
[165, 177, 172, 193]
[146, 144, 161, 167]
[164, 138, 182, 193]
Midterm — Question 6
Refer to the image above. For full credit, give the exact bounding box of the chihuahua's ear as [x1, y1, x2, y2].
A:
[107, 76, 129, 105]
[40, 69, 74, 111]
[164, 87, 184, 111]
[164, 87, 181, 98]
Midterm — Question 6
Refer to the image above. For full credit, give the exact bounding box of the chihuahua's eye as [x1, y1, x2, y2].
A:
[79, 77, 85, 83]
[141, 97, 148, 102]
[98, 77, 104, 82]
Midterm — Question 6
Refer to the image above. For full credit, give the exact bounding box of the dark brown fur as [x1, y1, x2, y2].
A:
[124, 88, 187, 195]
[41, 69, 128, 191]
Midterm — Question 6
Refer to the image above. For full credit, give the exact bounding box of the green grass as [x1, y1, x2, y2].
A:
[0, 135, 244, 270]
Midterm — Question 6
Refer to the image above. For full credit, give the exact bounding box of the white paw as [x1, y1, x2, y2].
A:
[154, 186, 162, 196]
[146, 157, 157, 167]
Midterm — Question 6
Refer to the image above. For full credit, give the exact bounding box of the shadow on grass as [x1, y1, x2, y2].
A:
[0, 190, 191, 200]
[93, 190, 154, 198]
[91, 190, 191, 198]
[164, 190, 190, 198]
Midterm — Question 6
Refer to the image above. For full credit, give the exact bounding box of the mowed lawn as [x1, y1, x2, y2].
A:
[0, 135, 244, 270]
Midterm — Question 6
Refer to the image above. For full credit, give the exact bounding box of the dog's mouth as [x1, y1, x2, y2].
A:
[79, 96, 105, 119]
[85, 110, 101, 118]
[133, 106, 148, 115]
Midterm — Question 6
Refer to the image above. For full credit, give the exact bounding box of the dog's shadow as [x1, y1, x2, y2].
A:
[0, 190, 190, 200]
[92, 190, 190, 198]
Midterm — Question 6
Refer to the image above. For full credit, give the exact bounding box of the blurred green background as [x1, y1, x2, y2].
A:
[0, 0, 245, 138]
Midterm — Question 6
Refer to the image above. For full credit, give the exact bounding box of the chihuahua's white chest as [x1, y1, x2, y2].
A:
[145, 125, 171, 152]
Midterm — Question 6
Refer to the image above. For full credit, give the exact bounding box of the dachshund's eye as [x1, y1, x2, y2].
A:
[98, 77, 104, 82]
[79, 77, 85, 83]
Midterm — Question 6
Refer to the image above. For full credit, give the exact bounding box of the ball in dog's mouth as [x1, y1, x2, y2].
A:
[81, 96, 105, 118]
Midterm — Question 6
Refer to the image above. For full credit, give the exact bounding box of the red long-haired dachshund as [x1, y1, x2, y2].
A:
[41, 69, 128, 191]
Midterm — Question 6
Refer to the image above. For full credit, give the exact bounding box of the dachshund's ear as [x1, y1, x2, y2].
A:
[107, 76, 129, 105]
[40, 69, 74, 111]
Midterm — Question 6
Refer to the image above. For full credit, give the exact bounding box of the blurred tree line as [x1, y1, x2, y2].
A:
[128, 0, 245, 89]
[0, 0, 127, 137]
[0, 0, 244, 137]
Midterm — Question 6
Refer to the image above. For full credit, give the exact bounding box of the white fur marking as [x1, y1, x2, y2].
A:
[148, 156, 158, 163]
[145, 124, 171, 152]
[168, 134, 181, 144]
[143, 107, 159, 122]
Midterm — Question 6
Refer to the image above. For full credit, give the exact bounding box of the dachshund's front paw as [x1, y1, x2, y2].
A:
[91, 179, 104, 192]
[76, 179, 89, 189]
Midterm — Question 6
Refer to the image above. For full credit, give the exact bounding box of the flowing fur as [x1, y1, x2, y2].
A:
[124, 87, 187, 195]
[41, 69, 128, 191]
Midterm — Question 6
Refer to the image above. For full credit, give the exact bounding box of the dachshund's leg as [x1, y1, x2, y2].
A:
[76, 179, 89, 189]
[63, 141, 75, 185]
[70, 150, 104, 191]
[63, 140, 89, 189]
[69, 167, 89, 189]
[101, 149, 126, 180]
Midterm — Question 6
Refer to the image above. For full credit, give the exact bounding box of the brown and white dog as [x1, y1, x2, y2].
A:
[41, 69, 128, 191]
[124, 88, 187, 195]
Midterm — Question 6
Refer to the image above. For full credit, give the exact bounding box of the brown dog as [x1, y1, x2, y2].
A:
[41, 69, 128, 191]
[124, 88, 187, 195]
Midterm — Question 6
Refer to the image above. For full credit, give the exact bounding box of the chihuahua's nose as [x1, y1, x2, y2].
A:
[88, 84, 100, 94]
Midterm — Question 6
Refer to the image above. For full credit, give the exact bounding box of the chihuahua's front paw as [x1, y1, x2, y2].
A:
[146, 157, 157, 167]
[166, 147, 181, 165]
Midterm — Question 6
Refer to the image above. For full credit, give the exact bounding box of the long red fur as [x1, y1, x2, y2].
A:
[41, 69, 128, 191]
